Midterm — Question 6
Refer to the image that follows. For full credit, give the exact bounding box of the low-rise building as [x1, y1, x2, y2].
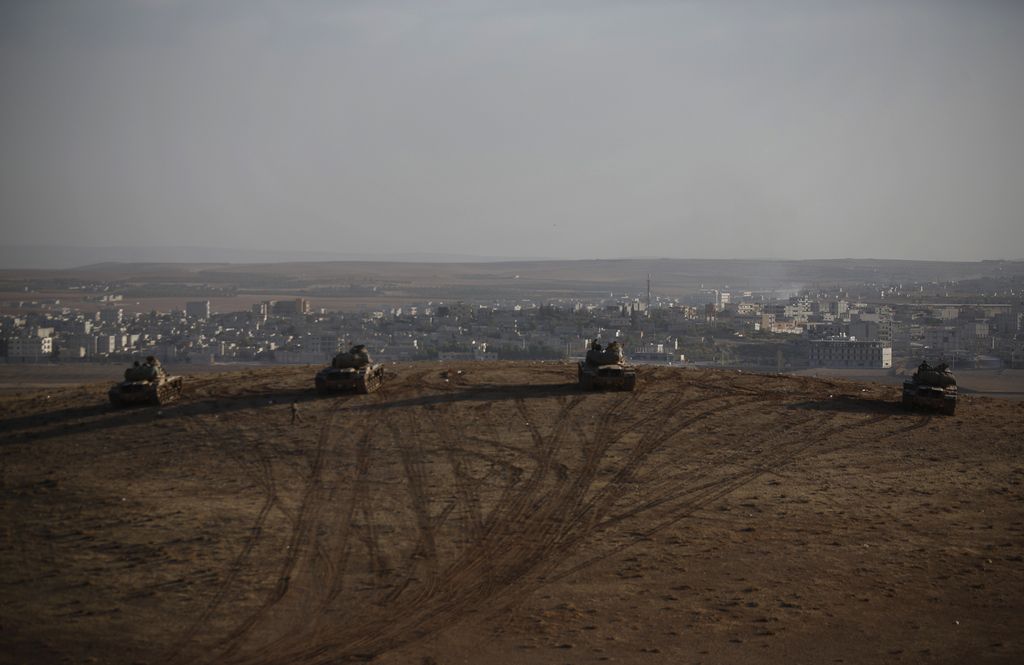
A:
[809, 338, 892, 369]
[2, 336, 53, 360]
[186, 301, 211, 320]
[922, 326, 960, 358]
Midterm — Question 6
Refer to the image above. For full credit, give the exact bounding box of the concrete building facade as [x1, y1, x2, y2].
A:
[809, 339, 892, 369]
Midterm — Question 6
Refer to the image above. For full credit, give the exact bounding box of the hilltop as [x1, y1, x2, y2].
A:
[1, 363, 1022, 664]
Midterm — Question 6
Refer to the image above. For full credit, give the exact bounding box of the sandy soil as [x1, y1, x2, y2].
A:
[1, 362, 1022, 664]
[792, 368, 1024, 401]
[0, 363, 268, 395]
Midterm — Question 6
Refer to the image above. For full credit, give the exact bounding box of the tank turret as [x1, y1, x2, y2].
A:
[578, 339, 636, 391]
[331, 344, 372, 369]
[316, 344, 385, 394]
[902, 361, 957, 415]
[110, 358, 182, 406]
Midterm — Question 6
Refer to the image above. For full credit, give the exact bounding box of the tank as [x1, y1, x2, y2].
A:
[902, 361, 957, 415]
[315, 345, 385, 394]
[109, 360, 183, 406]
[578, 341, 637, 391]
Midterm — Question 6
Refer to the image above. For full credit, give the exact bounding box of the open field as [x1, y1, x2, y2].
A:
[2, 362, 1023, 664]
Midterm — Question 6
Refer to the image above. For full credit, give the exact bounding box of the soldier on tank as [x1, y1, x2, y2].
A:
[578, 338, 636, 390]
[145, 355, 166, 380]
[337, 345, 366, 368]
[317, 343, 385, 394]
[110, 355, 182, 406]
[350, 344, 370, 366]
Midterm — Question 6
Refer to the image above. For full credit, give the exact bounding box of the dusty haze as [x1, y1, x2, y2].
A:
[2, 1, 1023, 263]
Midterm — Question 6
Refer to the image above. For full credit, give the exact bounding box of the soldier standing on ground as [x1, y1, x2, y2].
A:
[290, 400, 302, 425]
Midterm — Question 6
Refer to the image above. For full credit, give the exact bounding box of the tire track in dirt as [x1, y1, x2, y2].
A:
[315, 370, 448, 614]
[387, 409, 441, 590]
[164, 375, 664, 661]
[374, 401, 476, 608]
[23, 380, 316, 665]
[312, 427, 375, 615]
[209, 395, 351, 664]
[233, 386, 771, 664]
[545, 411, 849, 583]
[249, 381, 416, 659]
[603, 407, 896, 528]
[217, 374, 443, 664]
[368, 391, 476, 611]
[453, 394, 584, 561]
[321, 390, 766, 659]
[426, 407, 488, 545]
[458, 382, 823, 609]
[395, 393, 584, 600]
[164, 408, 286, 665]
[255, 394, 593, 664]
[199, 370, 926, 665]
[596, 411, 847, 531]
[568, 391, 768, 533]
[479, 391, 780, 607]
[405, 398, 536, 603]
[547, 411, 930, 584]
[475, 394, 592, 557]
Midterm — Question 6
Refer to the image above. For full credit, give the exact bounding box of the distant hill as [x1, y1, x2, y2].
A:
[4, 256, 1023, 303]
[0, 245, 549, 270]
[2, 246, 1022, 287]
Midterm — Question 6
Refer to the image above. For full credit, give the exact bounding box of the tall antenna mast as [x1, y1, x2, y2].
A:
[646, 273, 652, 317]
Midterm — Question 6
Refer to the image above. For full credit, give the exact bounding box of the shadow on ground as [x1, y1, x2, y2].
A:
[1, 388, 328, 446]
[788, 395, 909, 415]
[4, 380, 599, 445]
[356, 382, 584, 411]
[0, 403, 113, 435]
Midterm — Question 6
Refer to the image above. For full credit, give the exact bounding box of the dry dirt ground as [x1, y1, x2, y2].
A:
[0, 364, 260, 395]
[1, 362, 1022, 665]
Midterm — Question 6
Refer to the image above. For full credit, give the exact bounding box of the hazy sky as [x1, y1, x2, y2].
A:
[2, 0, 1023, 261]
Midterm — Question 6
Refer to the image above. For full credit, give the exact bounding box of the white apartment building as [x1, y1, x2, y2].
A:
[782, 300, 813, 323]
[922, 326, 960, 358]
[309, 335, 342, 355]
[95, 335, 118, 355]
[735, 302, 762, 316]
[99, 308, 123, 325]
[957, 320, 993, 354]
[809, 339, 892, 369]
[931, 307, 960, 321]
[632, 347, 682, 363]
[3, 336, 53, 360]
[185, 301, 211, 320]
[62, 334, 96, 358]
[848, 320, 894, 344]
